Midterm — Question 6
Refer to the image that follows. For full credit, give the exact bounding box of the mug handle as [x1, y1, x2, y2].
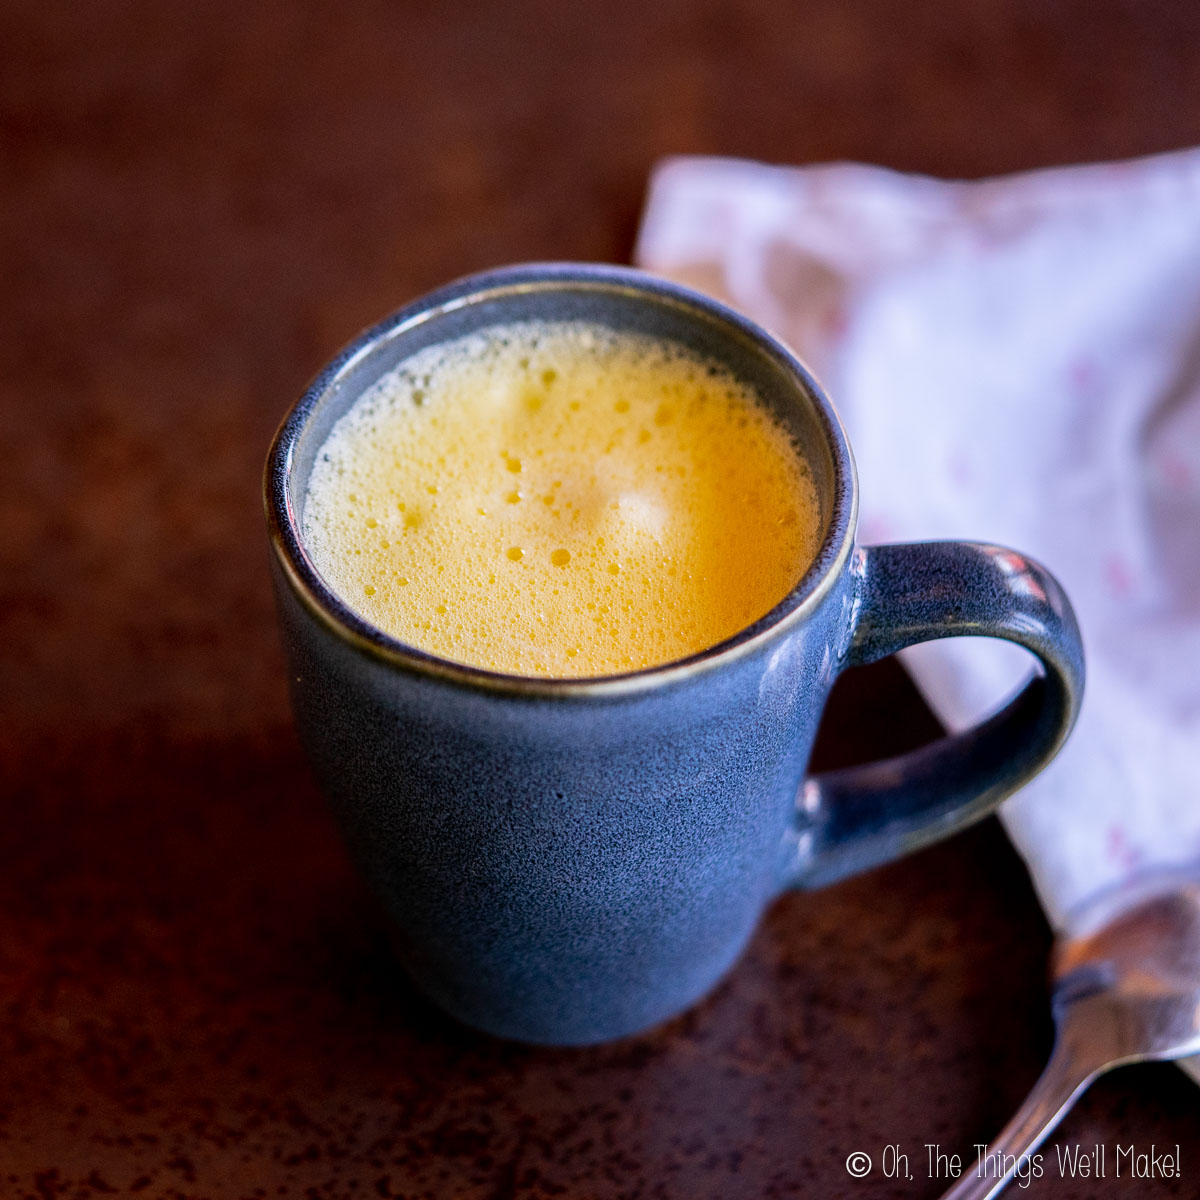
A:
[781, 541, 1085, 890]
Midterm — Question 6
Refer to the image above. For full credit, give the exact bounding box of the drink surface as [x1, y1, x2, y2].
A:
[302, 321, 821, 677]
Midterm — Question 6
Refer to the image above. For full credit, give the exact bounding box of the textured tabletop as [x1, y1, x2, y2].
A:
[2, 1, 1196, 1196]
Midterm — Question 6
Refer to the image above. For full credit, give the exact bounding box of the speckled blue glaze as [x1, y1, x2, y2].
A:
[265, 264, 1085, 1045]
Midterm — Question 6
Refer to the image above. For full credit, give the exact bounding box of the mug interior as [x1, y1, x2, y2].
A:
[267, 263, 856, 690]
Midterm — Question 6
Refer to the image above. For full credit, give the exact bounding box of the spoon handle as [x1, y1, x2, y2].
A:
[937, 1028, 1103, 1200]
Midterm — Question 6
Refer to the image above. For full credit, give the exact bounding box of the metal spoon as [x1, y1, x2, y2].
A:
[939, 868, 1200, 1200]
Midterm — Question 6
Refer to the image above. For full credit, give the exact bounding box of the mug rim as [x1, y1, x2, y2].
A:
[264, 262, 859, 698]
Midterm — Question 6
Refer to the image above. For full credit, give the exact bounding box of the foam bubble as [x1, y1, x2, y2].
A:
[302, 320, 821, 677]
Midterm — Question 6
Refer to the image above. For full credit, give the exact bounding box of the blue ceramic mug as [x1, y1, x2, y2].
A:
[265, 264, 1084, 1045]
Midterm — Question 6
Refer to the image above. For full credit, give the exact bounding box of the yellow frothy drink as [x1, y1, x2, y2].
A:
[302, 321, 821, 678]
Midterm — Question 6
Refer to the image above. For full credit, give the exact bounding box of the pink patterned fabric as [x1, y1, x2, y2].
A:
[637, 152, 1200, 931]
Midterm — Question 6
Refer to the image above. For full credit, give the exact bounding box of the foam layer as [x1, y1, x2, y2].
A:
[302, 320, 821, 678]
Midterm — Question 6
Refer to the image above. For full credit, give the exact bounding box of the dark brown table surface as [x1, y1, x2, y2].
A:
[3, 2, 1197, 1196]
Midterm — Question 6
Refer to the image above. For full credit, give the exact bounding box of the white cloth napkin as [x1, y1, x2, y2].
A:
[635, 152, 1200, 937]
